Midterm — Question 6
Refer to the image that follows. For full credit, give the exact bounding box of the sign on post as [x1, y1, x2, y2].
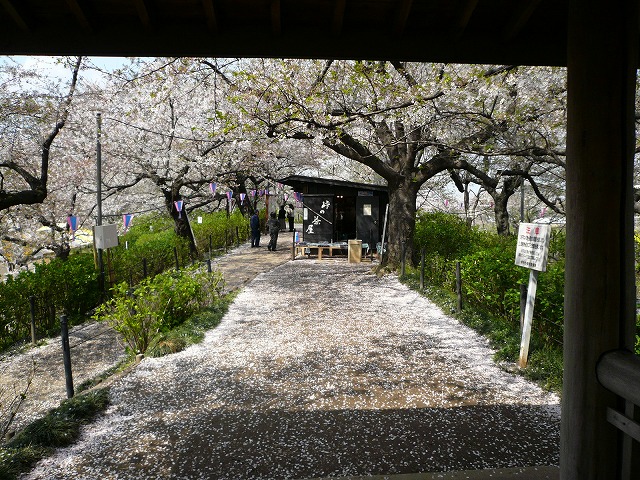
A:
[94, 224, 119, 249]
[515, 223, 551, 368]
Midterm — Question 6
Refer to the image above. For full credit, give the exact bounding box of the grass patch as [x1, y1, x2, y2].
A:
[0, 388, 110, 480]
[401, 271, 563, 395]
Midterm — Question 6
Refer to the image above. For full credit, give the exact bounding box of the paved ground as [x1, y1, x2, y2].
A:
[21, 249, 560, 479]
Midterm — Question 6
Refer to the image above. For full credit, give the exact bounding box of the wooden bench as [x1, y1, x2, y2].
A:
[292, 242, 372, 260]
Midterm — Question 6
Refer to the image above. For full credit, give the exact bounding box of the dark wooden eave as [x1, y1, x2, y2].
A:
[0, 0, 569, 66]
[279, 175, 388, 194]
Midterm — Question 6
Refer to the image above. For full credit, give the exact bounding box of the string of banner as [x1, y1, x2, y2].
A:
[65, 183, 304, 238]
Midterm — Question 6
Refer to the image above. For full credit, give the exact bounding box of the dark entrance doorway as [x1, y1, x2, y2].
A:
[334, 195, 355, 241]
[356, 194, 379, 246]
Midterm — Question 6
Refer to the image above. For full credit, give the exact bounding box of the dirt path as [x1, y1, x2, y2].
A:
[23, 259, 560, 479]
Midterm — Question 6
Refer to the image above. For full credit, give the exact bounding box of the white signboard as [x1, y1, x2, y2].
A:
[94, 224, 119, 249]
[515, 223, 551, 272]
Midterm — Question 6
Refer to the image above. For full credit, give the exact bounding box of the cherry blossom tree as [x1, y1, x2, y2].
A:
[231, 59, 567, 265]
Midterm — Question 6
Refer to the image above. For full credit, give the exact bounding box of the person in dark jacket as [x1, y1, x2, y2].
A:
[250, 210, 261, 247]
[267, 212, 280, 251]
[278, 205, 286, 231]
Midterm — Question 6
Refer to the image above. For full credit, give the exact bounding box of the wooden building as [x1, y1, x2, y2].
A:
[279, 175, 388, 245]
[1, 1, 639, 478]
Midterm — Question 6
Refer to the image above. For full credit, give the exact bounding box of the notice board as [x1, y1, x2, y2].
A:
[514, 223, 551, 271]
[303, 195, 333, 243]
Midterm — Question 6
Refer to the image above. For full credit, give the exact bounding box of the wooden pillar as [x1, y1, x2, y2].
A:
[562, 2, 638, 479]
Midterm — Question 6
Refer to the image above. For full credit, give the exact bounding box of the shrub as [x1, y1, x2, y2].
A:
[0, 252, 99, 351]
[94, 266, 223, 354]
[191, 210, 250, 254]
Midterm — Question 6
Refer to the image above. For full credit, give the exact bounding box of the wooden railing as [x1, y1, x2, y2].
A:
[596, 349, 640, 478]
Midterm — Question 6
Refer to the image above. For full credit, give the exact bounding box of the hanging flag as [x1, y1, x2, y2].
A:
[444, 199, 449, 207]
[277, 182, 283, 190]
[250, 190, 256, 197]
[209, 183, 217, 195]
[174, 200, 184, 219]
[284, 193, 289, 201]
[123, 214, 134, 232]
[240, 193, 246, 205]
[540, 207, 547, 217]
[67, 215, 78, 240]
[226, 191, 233, 201]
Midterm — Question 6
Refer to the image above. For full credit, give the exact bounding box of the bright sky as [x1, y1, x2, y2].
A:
[3, 55, 132, 85]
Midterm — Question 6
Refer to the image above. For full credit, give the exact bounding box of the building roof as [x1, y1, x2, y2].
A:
[279, 175, 388, 194]
[0, 0, 569, 66]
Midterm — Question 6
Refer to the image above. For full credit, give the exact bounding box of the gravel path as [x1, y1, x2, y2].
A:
[0, 321, 126, 435]
[23, 260, 560, 479]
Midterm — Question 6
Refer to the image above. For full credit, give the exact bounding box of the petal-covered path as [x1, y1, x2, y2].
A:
[26, 260, 560, 480]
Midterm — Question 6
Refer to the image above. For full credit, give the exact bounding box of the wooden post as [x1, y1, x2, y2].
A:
[207, 259, 212, 274]
[562, 1, 639, 478]
[420, 248, 425, 290]
[29, 295, 36, 345]
[142, 258, 147, 278]
[455, 261, 462, 313]
[519, 284, 527, 334]
[174, 246, 179, 271]
[291, 229, 296, 260]
[60, 315, 74, 399]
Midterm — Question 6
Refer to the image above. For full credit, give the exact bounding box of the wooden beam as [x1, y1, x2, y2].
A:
[65, 0, 92, 33]
[452, 0, 479, 38]
[0, 0, 29, 31]
[133, 0, 151, 30]
[201, 0, 218, 33]
[561, 0, 639, 478]
[271, 0, 281, 36]
[332, 0, 346, 35]
[393, 0, 413, 37]
[596, 350, 640, 406]
[502, 0, 542, 41]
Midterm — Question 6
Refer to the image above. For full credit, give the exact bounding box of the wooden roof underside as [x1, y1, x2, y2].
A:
[0, 0, 569, 66]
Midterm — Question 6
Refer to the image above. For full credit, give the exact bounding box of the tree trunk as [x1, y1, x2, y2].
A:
[386, 179, 419, 267]
[163, 192, 198, 255]
[493, 193, 511, 236]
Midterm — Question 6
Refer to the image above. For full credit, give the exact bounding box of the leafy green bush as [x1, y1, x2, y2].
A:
[110, 214, 192, 285]
[0, 252, 99, 350]
[191, 210, 250, 254]
[459, 237, 527, 318]
[410, 212, 566, 391]
[94, 266, 223, 354]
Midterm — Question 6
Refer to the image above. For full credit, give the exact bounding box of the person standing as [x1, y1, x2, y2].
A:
[278, 205, 286, 231]
[250, 210, 261, 247]
[267, 212, 280, 251]
[286, 204, 294, 232]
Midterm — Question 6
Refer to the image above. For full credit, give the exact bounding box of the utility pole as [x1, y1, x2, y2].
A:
[96, 113, 104, 297]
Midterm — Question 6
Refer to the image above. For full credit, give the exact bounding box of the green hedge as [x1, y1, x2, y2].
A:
[0, 253, 100, 351]
[413, 212, 566, 351]
[0, 210, 249, 353]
